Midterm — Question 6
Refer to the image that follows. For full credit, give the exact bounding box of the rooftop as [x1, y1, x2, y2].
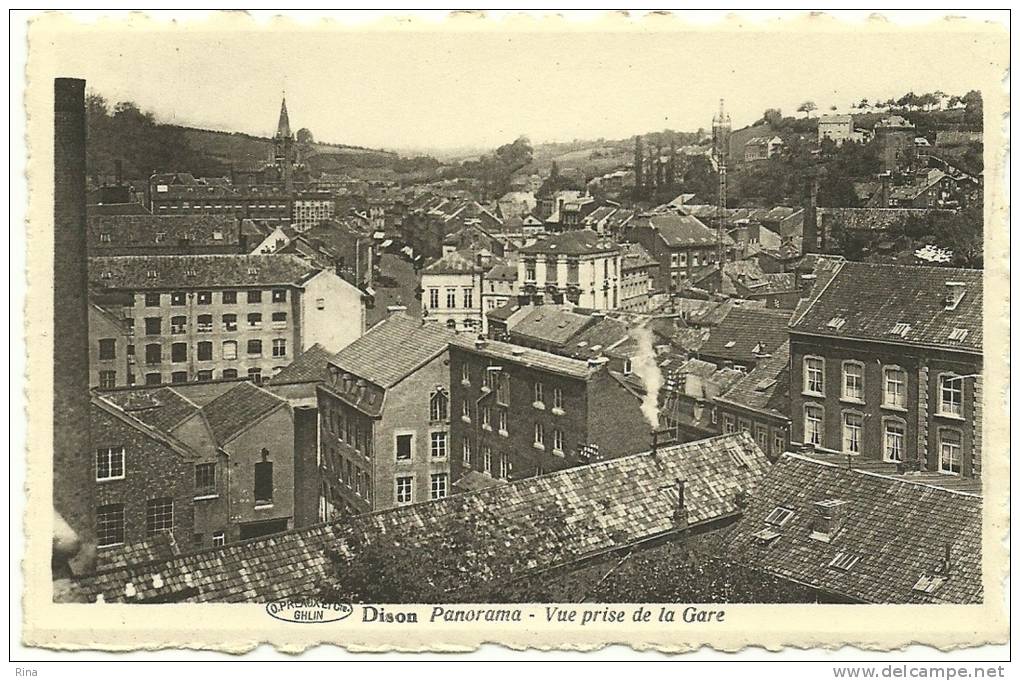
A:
[640, 213, 732, 249]
[87, 214, 240, 250]
[720, 453, 981, 604]
[716, 341, 791, 419]
[509, 306, 595, 346]
[201, 382, 288, 446]
[518, 230, 620, 256]
[699, 307, 793, 364]
[450, 335, 597, 380]
[266, 343, 333, 386]
[88, 254, 321, 291]
[422, 249, 488, 276]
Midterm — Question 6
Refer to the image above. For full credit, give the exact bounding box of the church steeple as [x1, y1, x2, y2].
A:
[275, 95, 292, 140]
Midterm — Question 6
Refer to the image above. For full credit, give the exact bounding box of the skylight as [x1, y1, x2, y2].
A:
[828, 552, 861, 572]
[752, 527, 781, 543]
[764, 506, 795, 527]
[949, 327, 969, 342]
[890, 322, 911, 337]
[826, 317, 846, 330]
[724, 340, 736, 348]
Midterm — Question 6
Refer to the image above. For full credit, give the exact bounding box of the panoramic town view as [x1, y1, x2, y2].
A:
[48, 36, 986, 608]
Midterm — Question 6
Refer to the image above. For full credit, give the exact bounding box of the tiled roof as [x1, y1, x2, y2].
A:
[485, 261, 518, 282]
[330, 314, 456, 389]
[509, 306, 594, 346]
[518, 230, 620, 256]
[816, 207, 955, 231]
[201, 382, 288, 446]
[100, 387, 200, 433]
[88, 214, 240, 250]
[720, 453, 981, 604]
[73, 432, 770, 603]
[789, 262, 982, 353]
[620, 242, 657, 270]
[716, 341, 791, 418]
[486, 301, 523, 322]
[88, 255, 320, 291]
[642, 214, 735, 248]
[699, 307, 793, 363]
[88, 202, 152, 216]
[422, 249, 487, 275]
[450, 336, 596, 379]
[563, 317, 632, 359]
[95, 534, 181, 572]
[266, 343, 333, 386]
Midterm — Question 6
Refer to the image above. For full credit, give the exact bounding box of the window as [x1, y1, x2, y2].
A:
[171, 342, 187, 363]
[552, 387, 564, 412]
[272, 312, 287, 329]
[883, 367, 907, 409]
[212, 531, 226, 547]
[534, 381, 545, 406]
[272, 289, 287, 303]
[396, 476, 413, 504]
[395, 434, 413, 461]
[144, 292, 161, 307]
[430, 431, 448, 458]
[430, 473, 449, 500]
[723, 414, 737, 434]
[98, 338, 116, 360]
[222, 369, 238, 379]
[248, 313, 262, 329]
[222, 340, 237, 360]
[939, 375, 963, 417]
[430, 390, 449, 421]
[169, 315, 186, 335]
[145, 497, 174, 537]
[99, 370, 117, 389]
[534, 422, 545, 448]
[197, 314, 213, 332]
[772, 428, 787, 457]
[939, 429, 962, 475]
[247, 367, 262, 385]
[145, 372, 161, 385]
[316, 298, 326, 310]
[804, 405, 823, 446]
[247, 339, 262, 357]
[222, 290, 237, 305]
[125, 318, 135, 336]
[755, 424, 770, 453]
[883, 419, 905, 463]
[195, 463, 216, 497]
[145, 343, 162, 365]
[483, 446, 492, 473]
[496, 374, 510, 405]
[463, 288, 474, 308]
[481, 406, 491, 429]
[190, 340, 212, 362]
[171, 291, 186, 306]
[462, 439, 472, 467]
[247, 290, 262, 304]
[196, 370, 213, 381]
[841, 361, 864, 402]
[460, 364, 470, 385]
[842, 411, 862, 455]
[254, 461, 274, 505]
[446, 288, 457, 308]
[497, 408, 508, 434]
[96, 504, 125, 547]
[96, 446, 125, 481]
[272, 339, 287, 358]
[553, 428, 564, 454]
[498, 453, 510, 479]
[197, 291, 212, 305]
[217, 313, 236, 332]
[144, 317, 162, 335]
[428, 288, 440, 309]
[171, 371, 188, 384]
[525, 261, 536, 281]
[804, 357, 825, 395]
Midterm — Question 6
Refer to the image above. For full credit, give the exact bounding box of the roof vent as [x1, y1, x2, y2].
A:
[511, 347, 525, 356]
[810, 499, 849, 543]
[247, 267, 259, 276]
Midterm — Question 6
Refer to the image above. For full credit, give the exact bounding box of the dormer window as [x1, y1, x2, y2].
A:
[944, 281, 966, 310]
[826, 317, 846, 331]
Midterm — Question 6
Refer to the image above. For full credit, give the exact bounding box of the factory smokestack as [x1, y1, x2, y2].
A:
[53, 77, 94, 574]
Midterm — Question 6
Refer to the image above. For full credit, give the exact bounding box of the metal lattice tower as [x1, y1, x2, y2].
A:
[712, 99, 731, 278]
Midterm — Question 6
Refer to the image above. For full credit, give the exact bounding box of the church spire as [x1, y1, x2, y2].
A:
[276, 95, 292, 139]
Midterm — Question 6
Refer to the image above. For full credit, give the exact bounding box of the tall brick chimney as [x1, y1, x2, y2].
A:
[53, 77, 95, 573]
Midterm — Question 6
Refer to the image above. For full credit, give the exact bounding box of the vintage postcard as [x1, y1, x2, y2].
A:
[17, 10, 1010, 655]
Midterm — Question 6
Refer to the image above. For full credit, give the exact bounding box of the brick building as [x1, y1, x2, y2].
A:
[316, 314, 457, 517]
[624, 213, 735, 292]
[517, 230, 622, 310]
[448, 335, 652, 485]
[87, 214, 243, 256]
[715, 341, 792, 460]
[618, 242, 659, 312]
[698, 306, 793, 372]
[789, 262, 982, 480]
[87, 254, 367, 387]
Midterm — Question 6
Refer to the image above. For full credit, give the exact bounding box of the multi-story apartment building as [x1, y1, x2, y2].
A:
[87, 254, 367, 387]
[517, 230, 622, 310]
[618, 242, 658, 312]
[291, 194, 336, 231]
[625, 213, 735, 292]
[715, 341, 792, 460]
[420, 249, 490, 333]
[91, 380, 296, 559]
[316, 314, 457, 517]
[448, 335, 652, 484]
[89, 301, 130, 389]
[789, 262, 982, 480]
[87, 214, 244, 256]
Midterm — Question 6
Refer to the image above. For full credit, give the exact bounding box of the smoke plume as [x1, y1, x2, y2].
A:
[630, 321, 663, 430]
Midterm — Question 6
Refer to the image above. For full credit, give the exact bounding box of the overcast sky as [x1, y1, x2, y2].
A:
[35, 12, 1006, 154]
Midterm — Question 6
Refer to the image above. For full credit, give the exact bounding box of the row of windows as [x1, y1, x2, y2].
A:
[669, 250, 716, 269]
[802, 405, 963, 474]
[460, 440, 514, 479]
[131, 312, 288, 336]
[112, 366, 278, 388]
[426, 287, 475, 310]
[328, 448, 371, 501]
[137, 289, 288, 307]
[802, 358, 965, 417]
[395, 431, 448, 461]
[721, 416, 788, 457]
[96, 497, 173, 548]
[461, 367, 567, 412]
[136, 339, 288, 364]
[324, 405, 374, 458]
[395, 473, 449, 505]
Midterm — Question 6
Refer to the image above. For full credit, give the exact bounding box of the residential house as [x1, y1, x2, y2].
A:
[517, 230, 622, 310]
[624, 213, 735, 292]
[482, 257, 518, 319]
[743, 135, 784, 162]
[720, 452, 981, 603]
[316, 314, 457, 516]
[87, 254, 367, 386]
[618, 242, 659, 312]
[658, 358, 745, 444]
[715, 341, 792, 460]
[698, 307, 793, 371]
[421, 249, 493, 333]
[788, 262, 982, 481]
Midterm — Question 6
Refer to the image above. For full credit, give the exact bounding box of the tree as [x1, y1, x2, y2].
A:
[797, 101, 817, 118]
[829, 105, 838, 111]
[763, 108, 784, 128]
[857, 97, 870, 109]
[962, 90, 983, 124]
[296, 127, 314, 144]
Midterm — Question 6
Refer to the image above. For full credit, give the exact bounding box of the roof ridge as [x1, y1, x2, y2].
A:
[783, 452, 983, 498]
[789, 258, 845, 328]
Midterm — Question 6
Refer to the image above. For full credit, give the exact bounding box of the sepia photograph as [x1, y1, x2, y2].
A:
[12, 9, 1010, 664]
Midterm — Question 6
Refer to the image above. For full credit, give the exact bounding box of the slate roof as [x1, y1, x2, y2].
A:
[72, 432, 770, 603]
[88, 214, 240, 250]
[89, 255, 320, 291]
[95, 533, 182, 572]
[720, 453, 982, 604]
[422, 249, 488, 275]
[641, 214, 732, 248]
[716, 341, 791, 419]
[518, 230, 620, 256]
[485, 261, 518, 282]
[816, 207, 955, 231]
[509, 306, 594, 346]
[101, 387, 201, 433]
[266, 343, 332, 386]
[330, 314, 456, 389]
[699, 307, 793, 364]
[620, 242, 657, 270]
[789, 262, 982, 354]
[200, 382, 288, 446]
[486, 301, 523, 322]
[450, 336, 596, 379]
